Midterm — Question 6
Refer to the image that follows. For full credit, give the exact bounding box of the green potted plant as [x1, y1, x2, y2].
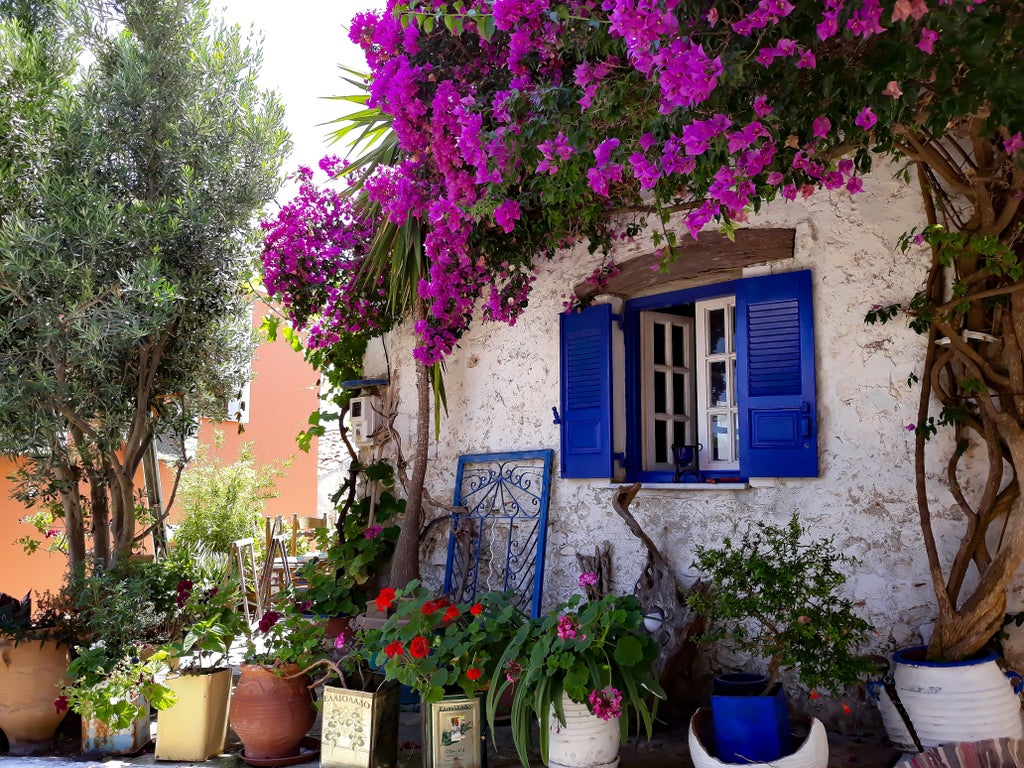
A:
[152, 546, 246, 761]
[357, 582, 526, 768]
[0, 590, 74, 755]
[58, 644, 176, 754]
[56, 561, 185, 755]
[687, 513, 873, 765]
[228, 593, 329, 762]
[299, 461, 401, 635]
[309, 625, 402, 768]
[485, 576, 664, 768]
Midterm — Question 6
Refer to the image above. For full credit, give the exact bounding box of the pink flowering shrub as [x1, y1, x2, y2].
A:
[266, 0, 1017, 369]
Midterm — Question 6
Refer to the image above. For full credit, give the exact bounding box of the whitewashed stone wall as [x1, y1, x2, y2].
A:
[346, 166, 1024, 719]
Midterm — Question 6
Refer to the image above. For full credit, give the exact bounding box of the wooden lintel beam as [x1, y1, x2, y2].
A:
[574, 228, 796, 299]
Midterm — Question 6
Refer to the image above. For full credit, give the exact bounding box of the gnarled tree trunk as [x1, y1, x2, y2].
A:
[899, 120, 1024, 660]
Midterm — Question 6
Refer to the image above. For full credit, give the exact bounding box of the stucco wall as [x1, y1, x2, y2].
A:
[353, 167, 1023, 716]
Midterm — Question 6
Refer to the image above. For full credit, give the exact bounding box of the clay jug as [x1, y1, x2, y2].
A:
[228, 663, 316, 760]
[0, 634, 71, 755]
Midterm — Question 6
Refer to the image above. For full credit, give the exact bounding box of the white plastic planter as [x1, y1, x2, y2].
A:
[547, 695, 620, 768]
[869, 646, 1024, 752]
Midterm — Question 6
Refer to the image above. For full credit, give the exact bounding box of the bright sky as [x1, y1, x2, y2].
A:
[213, 0, 375, 179]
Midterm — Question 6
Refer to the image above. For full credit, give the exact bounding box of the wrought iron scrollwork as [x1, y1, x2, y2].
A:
[443, 450, 553, 618]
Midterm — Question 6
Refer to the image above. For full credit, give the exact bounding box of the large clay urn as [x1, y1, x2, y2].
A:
[228, 663, 316, 760]
[0, 634, 71, 755]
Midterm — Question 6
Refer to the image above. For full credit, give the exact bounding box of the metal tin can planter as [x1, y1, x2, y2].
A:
[320, 675, 400, 768]
[154, 667, 232, 761]
[423, 693, 486, 768]
[869, 646, 1024, 751]
[229, 663, 317, 762]
[689, 708, 828, 768]
[0, 635, 71, 755]
[82, 695, 151, 755]
[547, 695, 620, 768]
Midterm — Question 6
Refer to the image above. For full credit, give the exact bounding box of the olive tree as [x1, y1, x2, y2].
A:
[0, 0, 289, 572]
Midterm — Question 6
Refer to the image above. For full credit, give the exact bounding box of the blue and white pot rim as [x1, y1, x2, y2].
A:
[893, 645, 1000, 668]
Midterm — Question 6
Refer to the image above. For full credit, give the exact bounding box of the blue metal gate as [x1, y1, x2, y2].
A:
[442, 450, 553, 618]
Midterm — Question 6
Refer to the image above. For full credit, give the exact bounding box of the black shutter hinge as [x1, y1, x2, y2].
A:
[552, 406, 562, 425]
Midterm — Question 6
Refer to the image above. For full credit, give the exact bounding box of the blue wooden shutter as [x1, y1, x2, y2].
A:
[736, 270, 818, 478]
[559, 304, 613, 478]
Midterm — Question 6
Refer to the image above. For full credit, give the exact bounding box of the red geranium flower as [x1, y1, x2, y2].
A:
[466, 667, 482, 681]
[384, 640, 405, 658]
[375, 587, 397, 612]
[443, 605, 459, 623]
[409, 635, 430, 658]
[422, 599, 442, 615]
[54, 695, 68, 714]
[469, 603, 483, 615]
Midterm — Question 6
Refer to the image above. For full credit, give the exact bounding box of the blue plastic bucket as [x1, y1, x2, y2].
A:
[711, 682, 791, 763]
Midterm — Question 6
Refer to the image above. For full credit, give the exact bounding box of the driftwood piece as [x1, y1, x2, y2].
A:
[613, 483, 706, 717]
[576, 542, 613, 601]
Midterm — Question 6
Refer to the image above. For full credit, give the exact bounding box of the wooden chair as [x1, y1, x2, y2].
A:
[258, 533, 292, 610]
[228, 537, 261, 624]
[291, 514, 328, 557]
[264, 514, 283, 553]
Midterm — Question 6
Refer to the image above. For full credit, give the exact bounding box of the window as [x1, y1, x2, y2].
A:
[559, 269, 818, 481]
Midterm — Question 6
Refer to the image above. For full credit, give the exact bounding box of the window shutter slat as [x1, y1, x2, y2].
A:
[560, 304, 613, 478]
[737, 270, 818, 478]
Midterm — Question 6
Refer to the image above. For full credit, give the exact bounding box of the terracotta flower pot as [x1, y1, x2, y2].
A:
[228, 663, 316, 761]
[0, 634, 71, 755]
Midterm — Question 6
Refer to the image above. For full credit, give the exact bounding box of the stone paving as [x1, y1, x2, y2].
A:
[0, 706, 901, 768]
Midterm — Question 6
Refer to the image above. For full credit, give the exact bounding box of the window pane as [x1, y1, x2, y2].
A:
[730, 305, 736, 353]
[710, 361, 727, 407]
[654, 371, 666, 414]
[653, 322, 665, 366]
[671, 325, 684, 367]
[672, 373, 687, 414]
[674, 420, 692, 450]
[655, 420, 667, 464]
[711, 414, 731, 461]
[708, 308, 726, 354]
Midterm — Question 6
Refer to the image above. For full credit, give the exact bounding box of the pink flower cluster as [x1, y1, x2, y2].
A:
[588, 686, 623, 720]
[260, 160, 391, 347]
[556, 613, 582, 640]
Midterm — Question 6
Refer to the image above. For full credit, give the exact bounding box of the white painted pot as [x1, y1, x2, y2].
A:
[869, 646, 1024, 752]
[547, 695, 620, 768]
[688, 708, 828, 768]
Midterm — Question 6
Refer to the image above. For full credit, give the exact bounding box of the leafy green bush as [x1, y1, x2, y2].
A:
[300, 460, 402, 618]
[172, 440, 280, 557]
[688, 514, 873, 696]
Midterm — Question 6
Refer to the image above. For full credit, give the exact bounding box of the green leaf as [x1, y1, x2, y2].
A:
[613, 634, 644, 666]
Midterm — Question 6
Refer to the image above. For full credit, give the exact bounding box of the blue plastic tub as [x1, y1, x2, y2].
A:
[711, 682, 791, 763]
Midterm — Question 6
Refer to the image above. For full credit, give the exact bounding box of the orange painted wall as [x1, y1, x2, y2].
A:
[0, 457, 68, 602]
[0, 300, 320, 600]
[188, 301, 320, 523]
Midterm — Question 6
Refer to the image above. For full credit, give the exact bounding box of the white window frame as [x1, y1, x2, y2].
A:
[695, 296, 739, 472]
[639, 311, 695, 472]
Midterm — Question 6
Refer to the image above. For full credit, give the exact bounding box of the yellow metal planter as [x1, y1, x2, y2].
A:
[154, 668, 232, 761]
